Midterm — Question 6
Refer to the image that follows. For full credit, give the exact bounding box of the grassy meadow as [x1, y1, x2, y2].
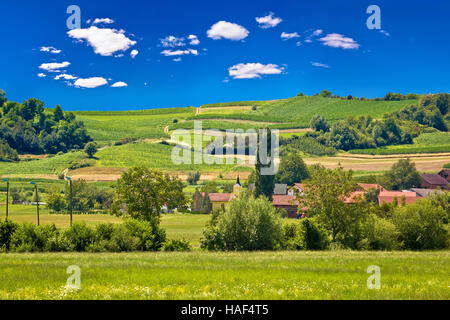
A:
[0, 251, 448, 300]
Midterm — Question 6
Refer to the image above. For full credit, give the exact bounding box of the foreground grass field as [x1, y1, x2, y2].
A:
[0, 251, 448, 300]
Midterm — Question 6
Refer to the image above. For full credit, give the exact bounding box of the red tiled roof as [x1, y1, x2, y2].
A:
[207, 193, 232, 202]
[357, 183, 382, 191]
[378, 191, 417, 205]
[343, 191, 366, 204]
[420, 174, 448, 186]
[272, 195, 299, 206]
[293, 183, 305, 190]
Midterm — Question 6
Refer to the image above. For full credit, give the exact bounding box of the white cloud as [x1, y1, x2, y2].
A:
[40, 46, 62, 54]
[173, 57, 182, 62]
[111, 81, 128, 87]
[380, 30, 390, 36]
[281, 32, 300, 40]
[311, 62, 330, 68]
[92, 18, 115, 25]
[160, 36, 186, 48]
[37, 73, 46, 78]
[39, 61, 71, 72]
[67, 26, 136, 56]
[130, 49, 139, 58]
[228, 63, 284, 79]
[313, 29, 323, 36]
[188, 35, 200, 45]
[319, 33, 360, 49]
[256, 12, 282, 29]
[161, 49, 198, 56]
[74, 77, 108, 88]
[207, 21, 249, 41]
[54, 74, 78, 80]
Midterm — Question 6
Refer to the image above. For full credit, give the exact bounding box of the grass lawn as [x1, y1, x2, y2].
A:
[0, 251, 448, 300]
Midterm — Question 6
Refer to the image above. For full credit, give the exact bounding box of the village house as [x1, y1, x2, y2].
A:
[378, 191, 418, 205]
[420, 173, 449, 190]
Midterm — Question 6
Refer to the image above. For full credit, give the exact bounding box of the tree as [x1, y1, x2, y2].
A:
[46, 188, 67, 213]
[192, 189, 203, 212]
[53, 105, 64, 122]
[201, 190, 283, 251]
[275, 152, 309, 185]
[187, 171, 201, 185]
[382, 158, 421, 190]
[84, 142, 97, 158]
[310, 115, 330, 132]
[112, 166, 189, 222]
[436, 93, 449, 115]
[0, 90, 6, 109]
[320, 90, 331, 98]
[297, 165, 366, 246]
[201, 188, 213, 214]
[254, 128, 275, 199]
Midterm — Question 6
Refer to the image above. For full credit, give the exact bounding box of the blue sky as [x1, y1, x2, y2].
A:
[0, 0, 449, 111]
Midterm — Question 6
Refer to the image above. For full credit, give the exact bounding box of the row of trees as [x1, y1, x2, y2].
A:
[312, 90, 421, 101]
[307, 93, 449, 151]
[0, 89, 91, 157]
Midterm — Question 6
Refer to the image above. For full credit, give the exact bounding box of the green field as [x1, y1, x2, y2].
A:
[350, 132, 450, 155]
[0, 251, 448, 299]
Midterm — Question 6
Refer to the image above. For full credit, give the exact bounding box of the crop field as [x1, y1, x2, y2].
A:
[0, 251, 448, 300]
[350, 132, 450, 155]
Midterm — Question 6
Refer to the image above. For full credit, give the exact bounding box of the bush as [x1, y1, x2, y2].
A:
[163, 239, 192, 251]
[280, 220, 303, 250]
[124, 219, 166, 251]
[10, 224, 59, 252]
[392, 200, 449, 250]
[201, 191, 283, 251]
[362, 214, 400, 250]
[90, 224, 140, 252]
[0, 220, 18, 251]
[64, 223, 96, 252]
[300, 218, 330, 250]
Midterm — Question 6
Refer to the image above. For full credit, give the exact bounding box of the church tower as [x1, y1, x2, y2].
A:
[233, 176, 242, 196]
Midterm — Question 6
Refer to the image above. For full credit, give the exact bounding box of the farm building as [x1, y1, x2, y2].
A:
[409, 188, 443, 198]
[438, 169, 450, 183]
[420, 173, 449, 189]
[378, 191, 418, 205]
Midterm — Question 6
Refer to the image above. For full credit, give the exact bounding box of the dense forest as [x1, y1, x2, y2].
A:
[282, 93, 449, 154]
[0, 89, 91, 161]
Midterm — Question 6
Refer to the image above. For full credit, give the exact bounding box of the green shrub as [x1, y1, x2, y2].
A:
[201, 191, 283, 251]
[280, 220, 303, 250]
[124, 219, 166, 251]
[163, 239, 192, 251]
[392, 200, 449, 250]
[300, 218, 330, 250]
[64, 223, 96, 252]
[362, 215, 400, 250]
[200, 225, 225, 251]
[10, 224, 59, 252]
[0, 220, 18, 251]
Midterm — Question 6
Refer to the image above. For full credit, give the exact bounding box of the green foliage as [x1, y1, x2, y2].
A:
[187, 171, 201, 185]
[392, 200, 449, 250]
[46, 188, 67, 213]
[300, 218, 330, 250]
[0, 91, 91, 155]
[320, 90, 332, 98]
[124, 219, 166, 251]
[0, 220, 19, 251]
[310, 115, 330, 132]
[254, 128, 275, 199]
[382, 158, 421, 190]
[112, 166, 189, 222]
[361, 214, 400, 250]
[0, 140, 18, 162]
[275, 152, 309, 185]
[201, 191, 283, 251]
[281, 135, 336, 156]
[163, 239, 192, 251]
[64, 223, 96, 251]
[84, 142, 98, 158]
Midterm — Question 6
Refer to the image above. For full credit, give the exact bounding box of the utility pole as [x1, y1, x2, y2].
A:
[30, 182, 39, 226]
[66, 176, 73, 227]
[2, 179, 8, 220]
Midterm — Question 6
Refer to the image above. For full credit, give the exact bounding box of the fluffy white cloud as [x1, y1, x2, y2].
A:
[54, 74, 78, 80]
[67, 26, 136, 56]
[39, 61, 70, 72]
[40, 46, 61, 54]
[188, 35, 200, 45]
[313, 29, 323, 36]
[173, 57, 182, 62]
[161, 49, 198, 56]
[311, 62, 330, 68]
[207, 21, 249, 41]
[228, 63, 284, 79]
[92, 18, 115, 25]
[319, 33, 360, 49]
[256, 12, 282, 29]
[380, 30, 390, 36]
[281, 32, 300, 40]
[74, 77, 108, 88]
[130, 49, 139, 58]
[160, 36, 186, 48]
[111, 81, 128, 87]
[37, 73, 46, 78]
